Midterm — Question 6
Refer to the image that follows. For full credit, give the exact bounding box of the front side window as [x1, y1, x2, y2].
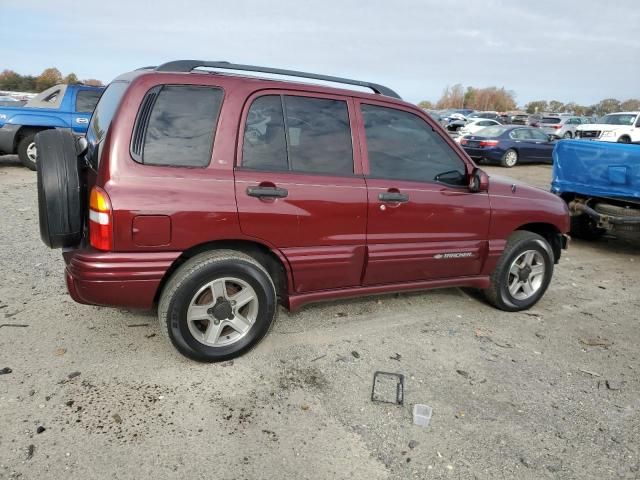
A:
[530, 129, 549, 141]
[361, 104, 466, 185]
[141, 85, 223, 167]
[242, 95, 353, 175]
[75, 89, 102, 113]
[510, 129, 531, 140]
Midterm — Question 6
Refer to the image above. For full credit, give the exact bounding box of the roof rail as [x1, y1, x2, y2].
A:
[154, 60, 401, 99]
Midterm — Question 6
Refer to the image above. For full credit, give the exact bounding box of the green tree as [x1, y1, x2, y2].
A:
[594, 98, 621, 116]
[82, 78, 104, 86]
[417, 100, 434, 109]
[35, 67, 63, 91]
[548, 100, 564, 113]
[524, 100, 548, 114]
[64, 72, 80, 84]
[0, 70, 22, 90]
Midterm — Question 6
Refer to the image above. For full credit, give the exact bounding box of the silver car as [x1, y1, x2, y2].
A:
[539, 116, 584, 139]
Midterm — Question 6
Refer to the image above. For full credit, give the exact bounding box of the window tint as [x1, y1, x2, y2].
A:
[142, 85, 223, 167]
[242, 95, 353, 175]
[476, 120, 494, 126]
[530, 129, 549, 141]
[283, 96, 352, 175]
[510, 129, 532, 140]
[86, 81, 129, 169]
[361, 104, 466, 185]
[243, 95, 288, 171]
[75, 89, 102, 113]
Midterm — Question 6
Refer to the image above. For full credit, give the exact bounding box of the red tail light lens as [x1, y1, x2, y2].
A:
[479, 140, 499, 147]
[89, 187, 113, 251]
[460, 138, 469, 145]
[552, 125, 562, 129]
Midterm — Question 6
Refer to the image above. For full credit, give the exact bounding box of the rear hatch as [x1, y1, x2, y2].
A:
[540, 117, 562, 134]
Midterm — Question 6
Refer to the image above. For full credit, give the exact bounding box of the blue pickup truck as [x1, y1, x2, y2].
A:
[0, 83, 104, 170]
[552, 139, 640, 240]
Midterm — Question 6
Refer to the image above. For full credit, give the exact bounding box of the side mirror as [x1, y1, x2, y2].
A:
[469, 168, 489, 193]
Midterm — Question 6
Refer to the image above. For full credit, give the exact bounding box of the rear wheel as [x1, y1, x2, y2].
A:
[594, 203, 640, 233]
[17, 133, 38, 170]
[617, 136, 631, 143]
[562, 131, 572, 139]
[500, 149, 518, 168]
[158, 250, 277, 362]
[484, 231, 554, 311]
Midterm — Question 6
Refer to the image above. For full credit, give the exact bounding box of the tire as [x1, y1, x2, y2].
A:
[35, 129, 83, 249]
[570, 214, 606, 240]
[17, 133, 38, 170]
[594, 203, 640, 233]
[617, 136, 631, 144]
[563, 131, 572, 139]
[158, 250, 277, 362]
[484, 231, 554, 311]
[500, 149, 518, 168]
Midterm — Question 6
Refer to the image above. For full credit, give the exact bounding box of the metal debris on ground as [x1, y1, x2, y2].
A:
[36, 426, 45, 434]
[413, 404, 433, 427]
[390, 353, 401, 361]
[67, 371, 81, 379]
[371, 371, 404, 405]
[0, 367, 12, 375]
[351, 350, 360, 359]
[579, 369, 602, 377]
[0, 323, 29, 328]
[127, 323, 150, 327]
[26, 444, 35, 460]
[456, 369, 469, 378]
[408, 440, 418, 449]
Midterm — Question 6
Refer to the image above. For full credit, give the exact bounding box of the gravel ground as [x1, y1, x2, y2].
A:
[1, 155, 639, 480]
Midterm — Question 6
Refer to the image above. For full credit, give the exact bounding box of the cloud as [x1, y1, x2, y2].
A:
[0, 0, 638, 105]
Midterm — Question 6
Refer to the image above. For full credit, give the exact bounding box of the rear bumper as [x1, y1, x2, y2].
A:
[63, 248, 181, 309]
[0, 124, 19, 154]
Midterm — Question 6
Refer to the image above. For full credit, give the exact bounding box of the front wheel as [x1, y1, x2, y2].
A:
[18, 133, 38, 170]
[484, 231, 554, 311]
[500, 149, 518, 168]
[158, 250, 277, 362]
[563, 131, 572, 139]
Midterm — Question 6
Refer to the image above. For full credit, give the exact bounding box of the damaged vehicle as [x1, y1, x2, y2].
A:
[35, 60, 569, 362]
[552, 139, 640, 240]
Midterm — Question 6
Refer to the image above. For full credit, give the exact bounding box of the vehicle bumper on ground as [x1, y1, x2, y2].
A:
[63, 248, 181, 310]
[0, 124, 19, 154]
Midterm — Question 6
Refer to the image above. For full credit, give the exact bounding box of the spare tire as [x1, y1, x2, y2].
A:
[595, 202, 640, 233]
[36, 129, 83, 248]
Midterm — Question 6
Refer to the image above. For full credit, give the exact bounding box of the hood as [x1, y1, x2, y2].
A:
[576, 123, 633, 131]
[488, 174, 557, 200]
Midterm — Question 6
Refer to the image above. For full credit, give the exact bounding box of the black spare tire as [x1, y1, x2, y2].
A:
[36, 129, 83, 249]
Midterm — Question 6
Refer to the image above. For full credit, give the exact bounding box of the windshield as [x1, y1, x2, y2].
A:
[86, 81, 129, 169]
[599, 114, 637, 125]
[475, 125, 508, 138]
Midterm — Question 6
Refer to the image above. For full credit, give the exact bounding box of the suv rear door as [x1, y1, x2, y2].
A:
[355, 100, 490, 285]
[234, 91, 367, 293]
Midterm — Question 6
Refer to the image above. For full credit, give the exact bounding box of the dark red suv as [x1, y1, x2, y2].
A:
[36, 60, 569, 362]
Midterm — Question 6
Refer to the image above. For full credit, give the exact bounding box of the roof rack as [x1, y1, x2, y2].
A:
[154, 60, 401, 99]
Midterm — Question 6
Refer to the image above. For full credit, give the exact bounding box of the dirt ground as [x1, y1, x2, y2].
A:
[1, 155, 639, 480]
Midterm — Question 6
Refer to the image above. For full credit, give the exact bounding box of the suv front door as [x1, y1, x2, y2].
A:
[235, 91, 367, 294]
[356, 100, 490, 285]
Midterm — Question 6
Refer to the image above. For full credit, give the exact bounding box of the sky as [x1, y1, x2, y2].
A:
[1, 0, 638, 107]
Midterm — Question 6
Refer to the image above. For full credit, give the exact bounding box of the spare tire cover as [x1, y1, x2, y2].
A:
[36, 129, 83, 249]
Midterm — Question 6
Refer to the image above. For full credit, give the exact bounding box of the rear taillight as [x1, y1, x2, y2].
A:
[460, 138, 469, 145]
[552, 125, 562, 129]
[89, 186, 113, 251]
[479, 140, 499, 147]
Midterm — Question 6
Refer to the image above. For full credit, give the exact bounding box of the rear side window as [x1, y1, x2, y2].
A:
[542, 117, 561, 124]
[75, 90, 102, 113]
[136, 85, 223, 167]
[361, 104, 466, 185]
[242, 94, 353, 175]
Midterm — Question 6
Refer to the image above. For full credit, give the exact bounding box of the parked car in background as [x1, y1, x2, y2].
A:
[540, 115, 584, 139]
[0, 95, 26, 107]
[456, 118, 502, 139]
[460, 125, 556, 167]
[34, 60, 569, 361]
[467, 111, 501, 121]
[0, 83, 104, 169]
[552, 140, 640, 240]
[510, 113, 529, 125]
[575, 112, 640, 143]
[527, 114, 543, 127]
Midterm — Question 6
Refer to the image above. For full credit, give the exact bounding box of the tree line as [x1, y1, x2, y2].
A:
[420, 83, 640, 116]
[0, 68, 103, 93]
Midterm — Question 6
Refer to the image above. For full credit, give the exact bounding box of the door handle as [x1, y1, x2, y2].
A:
[75, 118, 89, 124]
[246, 186, 288, 198]
[379, 192, 409, 203]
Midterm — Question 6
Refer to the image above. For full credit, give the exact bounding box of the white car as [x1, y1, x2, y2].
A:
[456, 118, 502, 141]
[576, 112, 640, 143]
